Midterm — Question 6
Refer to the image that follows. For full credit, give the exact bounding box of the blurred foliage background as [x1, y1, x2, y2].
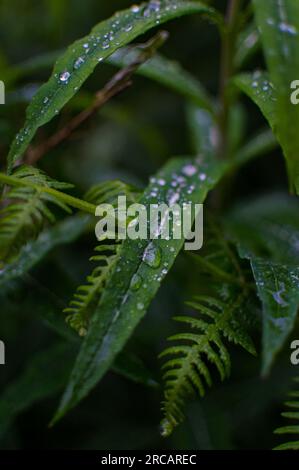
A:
[0, 0, 296, 450]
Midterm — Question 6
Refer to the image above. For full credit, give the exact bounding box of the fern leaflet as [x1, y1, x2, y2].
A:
[160, 293, 256, 437]
[64, 179, 141, 336]
[274, 377, 299, 450]
[0, 165, 72, 264]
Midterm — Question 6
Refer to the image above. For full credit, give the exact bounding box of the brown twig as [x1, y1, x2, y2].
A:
[25, 31, 169, 166]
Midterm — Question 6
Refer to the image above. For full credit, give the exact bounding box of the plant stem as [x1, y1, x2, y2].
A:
[0, 172, 97, 215]
[218, 0, 242, 157]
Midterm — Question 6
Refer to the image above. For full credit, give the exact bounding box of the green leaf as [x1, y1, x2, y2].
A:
[0, 214, 90, 291]
[253, 0, 299, 193]
[233, 128, 277, 169]
[251, 258, 299, 376]
[113, 351, 159, 389]
[7, 0, 221, 172]
[234, 22, 260, 69]
[186, 104, 219, 157]
[52, 155, 224, 423]
[0, 343, 73, 439]
[108, 48, 215, 114]
[234, 72, 277, 133]
[226, 194, 299, 374]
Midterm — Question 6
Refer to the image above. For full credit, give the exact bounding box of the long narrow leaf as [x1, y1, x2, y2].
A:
[253, 0, 299, 193]
[53, 155, 225, 422]
[7, 0, 221, 172]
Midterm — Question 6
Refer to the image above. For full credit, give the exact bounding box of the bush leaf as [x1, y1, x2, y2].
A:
[0, 214, 90, 291]
[253, 0, 299, 193]
[53, 155, 224, 422]
[7, 0, 220, 172]
[226, 194, 299, 374]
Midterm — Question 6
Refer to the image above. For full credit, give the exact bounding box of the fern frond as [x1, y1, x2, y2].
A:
[64, 242, 120, 336]
[64, 179, 141, 336]
[0, 165, 72, 263]
[85, 180, 140, 206]
[274, 378, 299, 450]
[160, 294, 256, 437]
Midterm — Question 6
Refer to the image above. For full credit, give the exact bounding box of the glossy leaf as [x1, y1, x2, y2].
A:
[253, 0, 299, 193]
[234, 72, 277, 132]
[226, 194, 299, 374]
[7, 0, 221, 172]
[251, 258, 299, 375]
[53, 155, 224, 422]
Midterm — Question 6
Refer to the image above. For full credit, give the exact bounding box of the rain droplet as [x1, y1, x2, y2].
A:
[59, 71, 71, 83]
[74, 56, 85, 70]
[131, 5, 140, 13]
[279, 22, 297, 35]
[272, 282, 289, 307]
[143, 243, 162, 268]
[182, 164, 197, 177]
[137, 302, 144, 311]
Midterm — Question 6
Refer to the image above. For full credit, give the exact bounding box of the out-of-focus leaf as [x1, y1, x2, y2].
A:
[253, 0, 299, 193]
[113, 352, 159, 389]
[108, 48, 215, 114]
[226, 194, 299, 375]
[234, 72, 276, 132]
[233, 128, 277, 168]
[53, 155, 225, 422]
[186, 104, 219, 157]
[0, 343, 73, 439]
[0, 214, 90, 291]
[7, 0, 221, 172]
[235, 22, 260, 68]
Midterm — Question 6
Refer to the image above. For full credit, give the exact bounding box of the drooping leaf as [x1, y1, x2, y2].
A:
[0, 214, 90, 291]
[0, 343, 73, 439]
[113, 351, 159, 389]
[186, 104, 219, 157]
[233, 128, 277, 169]
[251, 258, 299, 375]
[234, 22, 260, 69]
[7, 0, 221, 172]
[226, 194, 299, 374]
[108, 48, 215, 114]
[234, 72, 277, 133]
[253, 0, 299, 193]
[53, 155, 225, 423]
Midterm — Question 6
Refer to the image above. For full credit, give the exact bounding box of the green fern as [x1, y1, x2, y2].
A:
[0, 165, 72, 263]
[274, 378, 299, 450]
[160, 293, 256, 437]
[64, 180, 141, 336]
[85, 180, 140, 206]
